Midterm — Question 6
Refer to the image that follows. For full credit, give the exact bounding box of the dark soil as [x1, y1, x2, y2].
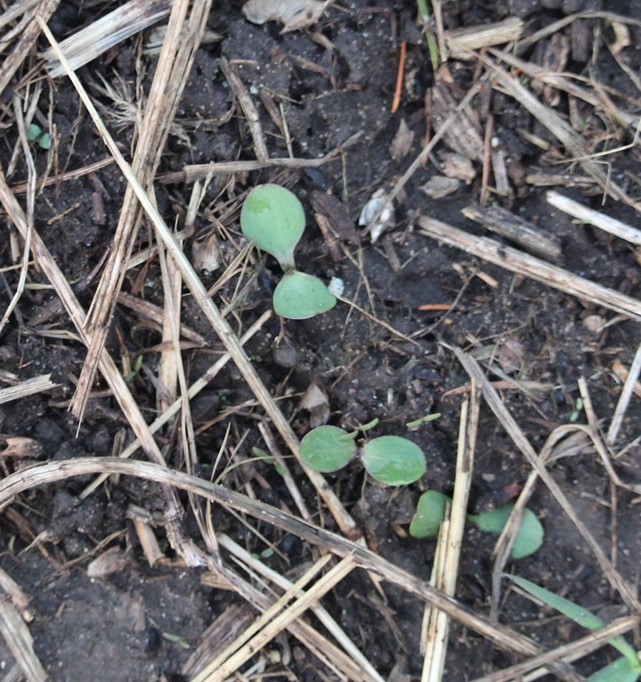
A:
[2, 1, 641, 680]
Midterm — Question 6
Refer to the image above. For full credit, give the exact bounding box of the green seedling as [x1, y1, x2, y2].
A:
[409, 491, 544, 559]
[406, 412, 441, 429]
[123, 354, 144, 382]
[416, 0, 440, 70]
[300, 424, 426, 486]
[252, 446, 286, 477]
[507, 574, 641, 681]
[569, 397, 584, 423]
[240, 184, 336, 319]
[26, 123, 51, 150]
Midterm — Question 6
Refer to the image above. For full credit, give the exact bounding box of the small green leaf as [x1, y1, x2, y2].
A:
[409, 490, 450, 538]
[273, 271, 336, 319]
[361, 436, 426, 486]
[240, 184, 305, 269]
[300, 425, 356, 473]
[469, 504, 544, 559]
[589, 656, 640, 682]
[38, 132, 51, 150]
[27, 123, 42, 142]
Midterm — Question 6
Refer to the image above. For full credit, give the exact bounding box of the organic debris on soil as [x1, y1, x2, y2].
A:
[1, 1, 641, 680]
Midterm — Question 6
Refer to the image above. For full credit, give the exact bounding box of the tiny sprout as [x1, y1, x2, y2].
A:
[409, 490, 544, 559]
[300, 424, 426, 486]
[26, 123, 52, 150]
[240, 184, 336, 320]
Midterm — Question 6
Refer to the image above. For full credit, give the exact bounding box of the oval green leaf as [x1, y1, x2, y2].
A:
[471, 504, 544, 559]
[300, 425, 356, 473]
[240, 184, 305, 268]
[361, 436, 426, 486]
[409, 490, 450, 538]
[273, 271, 336, 319]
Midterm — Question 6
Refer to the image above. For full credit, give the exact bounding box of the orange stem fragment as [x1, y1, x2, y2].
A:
[391, 39, 407, 113]
[417, 303, 452, 311]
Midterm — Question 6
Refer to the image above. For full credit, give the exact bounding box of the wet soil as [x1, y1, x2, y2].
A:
[2, 0, 641, 680]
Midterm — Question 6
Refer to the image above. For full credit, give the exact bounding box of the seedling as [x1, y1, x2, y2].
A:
[26, 123, 51, 150]
[300, 423, 426, 486]
[123, 354, 144, 382]
[240, 184, 336, 319]
[507, 574, 641, 681]
[409, 490, 544, 559]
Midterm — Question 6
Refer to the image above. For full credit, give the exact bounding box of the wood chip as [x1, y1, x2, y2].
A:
[462, 203, 562, 262]
[444, 17, 523, 59]
[242, 0, 332, 33]
[43, 0, 172, 77]
[420, 175, 460, 199]
[389, 118, 415, 162]
[430, 82, 483, 162]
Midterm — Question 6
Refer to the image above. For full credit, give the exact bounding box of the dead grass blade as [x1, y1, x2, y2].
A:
[0, 596, 46, 682]
[0, 93, 35, 335]
[193, 555, 355, 682]
[0, 0, 41, 32]
[0, 374, 59, 404]
[453, 347, 640, 612]
[472, 615, 640, 682]
[157, 149, 348, 185]
[445, 17, 523, 60]
[201, 559, 368, 681]
[70, 0, 212, 421]
[489, 426, 592, 620]
[489, 48, 638, 130]
[422, 385, 479, 681]
[607, 343, 641, 446]
[0, 0, 59, 95]
[547, 190, 641, 247]
[0, 166, 201, 567]
[78, 310, 272, 502]
[418, 216, 641, 321]
[482, 54, 641, 211]
[220, 57, 269, 162]
[43, 0, 172, 77]
[516, 11, 641, 55]
[0, 567, 31, 620]
[0, 456, 597, 680]
[218, 533, 385, 682]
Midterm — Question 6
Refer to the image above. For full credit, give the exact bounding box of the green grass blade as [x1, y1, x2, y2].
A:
[507, 574, 605, 629]
[508, 575, 641, 670]
[589, 655, 640, 682]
